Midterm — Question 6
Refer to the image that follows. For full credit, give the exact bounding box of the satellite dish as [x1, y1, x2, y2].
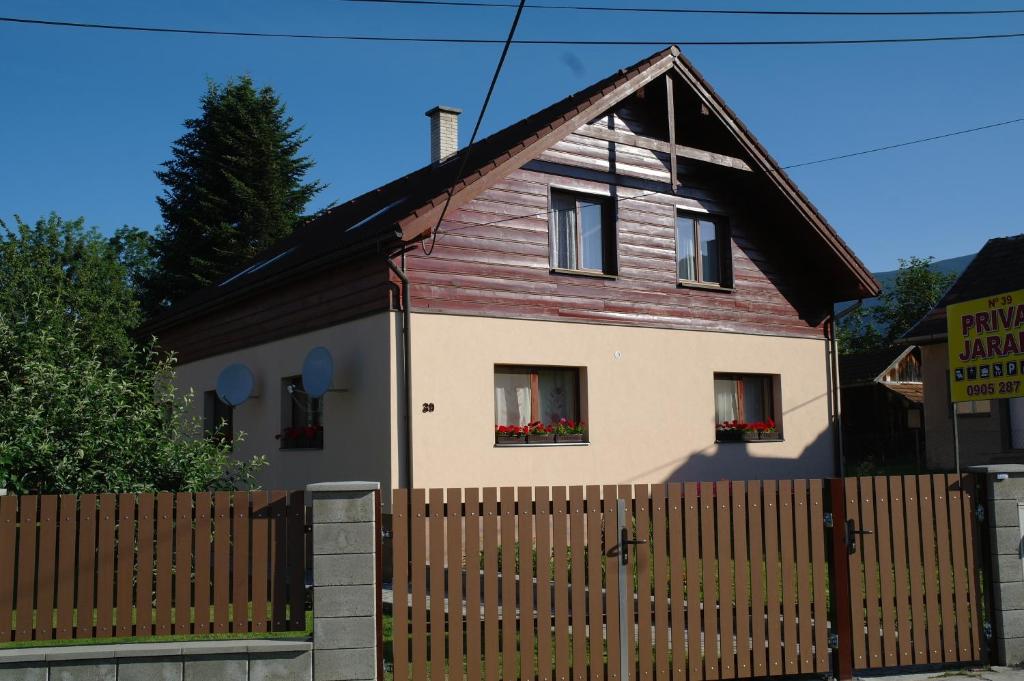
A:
[302, 347, 335, 399]
[216, 363, 256, 407]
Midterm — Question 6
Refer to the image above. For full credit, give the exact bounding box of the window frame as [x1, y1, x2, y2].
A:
[280, 375, 325, 451]
[203, 390, 233, 445]
[548, 187, 617, 277]
[676, 209, 732, 289]
[713, 372, 783, 442]
[494, 364, 588, 446]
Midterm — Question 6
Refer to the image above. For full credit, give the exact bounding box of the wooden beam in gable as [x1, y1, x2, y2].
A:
[577, 125, 753, 172]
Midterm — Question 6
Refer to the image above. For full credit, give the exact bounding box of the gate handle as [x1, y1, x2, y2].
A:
[620, 528, 647, 565]
[845, 519, 872, 554]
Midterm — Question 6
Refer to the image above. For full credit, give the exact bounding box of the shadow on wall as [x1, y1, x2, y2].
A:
[654, 427, 835, 483]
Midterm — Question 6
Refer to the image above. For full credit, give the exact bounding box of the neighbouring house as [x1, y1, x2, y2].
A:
[903, 234, 1024, 470]
[140, 46, 879, 494]
[839, 345, 925, 472]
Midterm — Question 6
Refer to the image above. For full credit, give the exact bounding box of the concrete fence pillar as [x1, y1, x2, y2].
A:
[971, 465, 1024, 665]
[308, 482, 381, 681]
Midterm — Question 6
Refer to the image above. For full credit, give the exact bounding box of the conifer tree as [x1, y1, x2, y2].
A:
[146, 76, 323, 312]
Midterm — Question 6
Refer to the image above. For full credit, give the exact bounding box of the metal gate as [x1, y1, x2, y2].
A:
[391, 481, 833, 681]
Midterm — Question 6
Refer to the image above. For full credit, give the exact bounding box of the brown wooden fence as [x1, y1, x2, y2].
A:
[0, 491, 309, 643]
[391, 481, 832, 681]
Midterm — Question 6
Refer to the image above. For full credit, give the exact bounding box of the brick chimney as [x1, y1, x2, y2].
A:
[425, 105, 461, 163]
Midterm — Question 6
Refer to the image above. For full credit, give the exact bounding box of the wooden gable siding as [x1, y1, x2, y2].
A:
[401, 103, 829, 339]
[155, 257, 392, 363]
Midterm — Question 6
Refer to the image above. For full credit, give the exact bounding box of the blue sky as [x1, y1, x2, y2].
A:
[1, 0, 1022, 271]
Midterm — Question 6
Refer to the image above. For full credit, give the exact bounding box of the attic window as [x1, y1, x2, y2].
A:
[219, 247, 296, 287]
[549, 189, 616, 275]
[677, 212, 730, 287]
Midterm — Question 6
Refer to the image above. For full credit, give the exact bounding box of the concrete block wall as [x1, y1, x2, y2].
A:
[0, 640, 311, 681]
[309, 481, 381, 681]
[972, 465, 1024, 664]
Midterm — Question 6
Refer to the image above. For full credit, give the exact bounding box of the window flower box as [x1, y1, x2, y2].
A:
[555, 433, 585, 443]
[278, 426, 324, 450]
[717, 420, 778, 443]
[528, 432, 556, 444]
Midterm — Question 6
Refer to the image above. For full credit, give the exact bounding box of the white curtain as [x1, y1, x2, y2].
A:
[677, 217, 696, 280]
[1010, 398, 1024, 450]
[538, 369, 578, 423]
[714, 378, 739, 423]
[495, 372, 532, 425]
[552, 193, 577, 269]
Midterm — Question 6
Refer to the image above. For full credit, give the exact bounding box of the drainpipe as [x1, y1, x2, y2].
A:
[386, 255, 414, 489]
[830, 300, 864, 478]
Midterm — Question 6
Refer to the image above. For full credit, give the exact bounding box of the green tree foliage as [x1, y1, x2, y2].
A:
[839, 256, 957, 354]
[0, 214, 264, 493]
[146, 76, 324, 312]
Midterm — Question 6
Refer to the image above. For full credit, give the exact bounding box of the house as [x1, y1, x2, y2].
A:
[838, 345, 924, 473]
[903, 234, 1024, 470]
[140, 46, 879, 494]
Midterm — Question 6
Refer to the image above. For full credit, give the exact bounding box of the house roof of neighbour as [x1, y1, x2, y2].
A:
[141, 45, 879, 336]
[902, 234, 1024, 343]
[840, 345, 918, 387]
[882, 382, 924, 404]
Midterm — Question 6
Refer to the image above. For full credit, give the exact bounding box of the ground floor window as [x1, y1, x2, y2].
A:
[203, 390, 233, 444]
[494, 365, 586, 444]
[279, 376, 324, 450]
[1009, 398, 1024, 450]
[714, 373, 781, 441]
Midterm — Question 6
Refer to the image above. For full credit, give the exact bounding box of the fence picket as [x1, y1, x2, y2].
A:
[213, 491, 231, 634]
[250, 491, 269, 634]
[36, 495, 58, 641]
[448, 488, 465, 681]
[844, 478, 866, 669]
[410, 488, 428, 681]
[115, 494, 136, 638]
[520, 487, 536, 681]
[136, 494, 155, 638]
[553, 487, 570, 681]
[175, 492, 194, 635]
[887, 477, 913, 666]
[946, 474, 972, 662]
[902, 477, 928, 664]
[618, 483, 637, 680]
[650, 484, 669, 681]
[746, 483, 766, 678]
[717, 481, 735, 680]
[918, 475, 942, 663]
[155, 492, 174, 636]
[809, 480, 829, 673]
[232, 492, 250, 633]
[502, 487, 518, 681]
[700, 482, 719, 681]
[873, 477, 897, 668]
[482, 488, 499, 681]
[194, 492, 212, 635]
[535, 487, 552, 681]
[962, 475, 984, 660]
[633, 485, 653, 681]
[732, 482, 751, 679]
[392, 489, 410, 681]
[286, 490, 306, 630]
[429, 488, 446, 681]
[603, 484, 620, 681]
[666, 484, 684, 681]
[569, 486, 587, 681]
[465, 488, 482, 681]
[268, 491, 287, 632]
[0, 497, 16, 643]
[14, 495, 38, 641]
[932, 475, 957, 662]
[793, 481, 813, 674]
[777, 480, 797, 676]
[683, 482, 701, 681]
[56, 494, 78, 640]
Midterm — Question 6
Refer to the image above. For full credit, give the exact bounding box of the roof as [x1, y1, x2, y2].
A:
[839, 345, 917, 387]
[142, 46, 879, 336]
[902, 234, 1024, 343]
[881, 382, 924, 404]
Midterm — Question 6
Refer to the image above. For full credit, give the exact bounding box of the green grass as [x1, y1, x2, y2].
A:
[0, 610, 312, 650]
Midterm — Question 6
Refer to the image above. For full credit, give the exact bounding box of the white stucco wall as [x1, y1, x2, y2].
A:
[172, 312, 396, 492]
[409, 313, 837, 489]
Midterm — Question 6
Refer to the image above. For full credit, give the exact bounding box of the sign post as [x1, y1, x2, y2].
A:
[946, 288, 1024, 474]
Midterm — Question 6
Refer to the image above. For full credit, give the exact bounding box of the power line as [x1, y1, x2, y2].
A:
[782, 115, 1024, 169]
[7, 16, 1024, 46]
[341, 0, 1024, 18]
[423, 0, 527, 255]
[434, 115, 1024, 238]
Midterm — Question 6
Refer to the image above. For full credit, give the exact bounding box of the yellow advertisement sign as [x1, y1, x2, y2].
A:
[947, 289, 1024, 402]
